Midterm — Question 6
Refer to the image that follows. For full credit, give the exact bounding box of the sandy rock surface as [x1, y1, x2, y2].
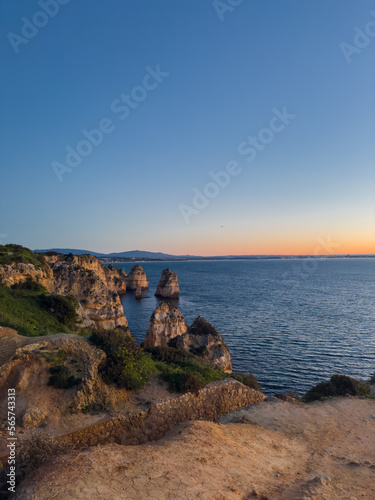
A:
[14, 398, 375, 499]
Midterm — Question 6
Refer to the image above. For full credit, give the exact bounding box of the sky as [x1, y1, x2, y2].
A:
[0, 0, 374, 256]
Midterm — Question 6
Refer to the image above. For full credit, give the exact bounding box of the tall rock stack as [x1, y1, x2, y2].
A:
[155, 268, 179, 299]
[125, 265, 149, 290]
[143, 302, 188, 347]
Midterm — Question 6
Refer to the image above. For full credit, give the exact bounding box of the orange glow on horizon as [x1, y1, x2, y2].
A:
[160, 235, 375, 257]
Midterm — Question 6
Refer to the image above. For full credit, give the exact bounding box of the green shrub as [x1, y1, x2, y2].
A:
[41, 294, 79, 324]
[11, 278, 47, 293]
[40, 349, 67, 365]
[48, 365, 81, 389]
[144, 346, 196, 364]
[91, 329, 156, 390]
[0, 244, 45, 269]
[303, 374, 371, 403]
[0, 284, 77, 336]
[159, 366, 205, 395]
[230, 371, 262, 392]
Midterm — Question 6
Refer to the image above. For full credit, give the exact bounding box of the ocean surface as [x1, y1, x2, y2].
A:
[114, 258, 375, 395]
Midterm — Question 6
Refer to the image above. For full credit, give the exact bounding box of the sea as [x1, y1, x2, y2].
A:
[113, 258, 375, 396]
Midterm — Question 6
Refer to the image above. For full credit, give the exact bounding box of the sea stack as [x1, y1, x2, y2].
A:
[135, 286, 142, 299]
[125, 265, 149, 290]
[155, 268, 179, 299]
[171, 316, 232, 373]
[143, 302, 188, 347]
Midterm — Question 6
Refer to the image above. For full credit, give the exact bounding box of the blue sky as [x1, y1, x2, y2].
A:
[1, 0, 374, 255]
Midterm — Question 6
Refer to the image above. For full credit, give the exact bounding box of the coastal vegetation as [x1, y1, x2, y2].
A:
[303, 374, 372, 402]
[0, 244, 46, 269]
[0, 281, 79, 336]
[90, 329, 156, 390]
[89, 332, 262, 395]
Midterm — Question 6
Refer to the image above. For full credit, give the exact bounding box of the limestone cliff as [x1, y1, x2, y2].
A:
[0, 251, 128, 330]
[143, 302, 188, 347]
[0, 262, 53, 290]
[125, 265, 149, 290]
[45, 254, 128, 329]
[172, 316, 232, 373]
[155, 268, 179, 299]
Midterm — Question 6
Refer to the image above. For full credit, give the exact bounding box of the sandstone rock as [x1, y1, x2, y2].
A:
[125, 265, 149, 291]
[0, 262, 52, 290]
[0, 334, 108, 425]
[135, 286, 142, 299]
[46, 254, 128, 330]
[22, 408, 47, 429]
[172, 317, 232, 373]
[274, 391, 303, 404]
[143, 302, 188, 347]
[155, 268, 179, 299]
[0, 252, 129, 330]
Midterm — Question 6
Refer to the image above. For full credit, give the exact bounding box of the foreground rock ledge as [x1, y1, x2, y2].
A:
[13, 398, 375, 500]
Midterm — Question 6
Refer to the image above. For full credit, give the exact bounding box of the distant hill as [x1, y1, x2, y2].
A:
[34, 248, 107, 257]
[34, 248, 375, 260]
[34, 248, 197, 259]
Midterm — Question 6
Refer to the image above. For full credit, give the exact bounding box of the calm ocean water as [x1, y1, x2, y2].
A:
[114, 258, 375, 395]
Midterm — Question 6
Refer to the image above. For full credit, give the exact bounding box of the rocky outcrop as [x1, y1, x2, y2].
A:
[0, 334, 107, 429]
[125, 265, 149, 291]
[0, 262, 53, 290]
[45, 254, 127, 329]
[143, 306, 232, 373]
[155, 268, 179, 299]
[135, 286, 142, 299]
[172, 317, 232, 373]
[143, 302, 188, 347]
[0, 251, 128, 330]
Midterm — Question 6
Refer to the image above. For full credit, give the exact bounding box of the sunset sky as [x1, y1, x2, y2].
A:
[1, 0, 374, 256]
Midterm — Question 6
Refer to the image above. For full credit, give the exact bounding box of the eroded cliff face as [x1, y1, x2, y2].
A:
[143, 302, 188, 347]
[0, 253, 128, 330]
[45, 254, 128, 330]
[125, 265, 149, 290]
[155, 268, 179, 299]
[0, 262, 53, 290]
[173, 317, 232, 373]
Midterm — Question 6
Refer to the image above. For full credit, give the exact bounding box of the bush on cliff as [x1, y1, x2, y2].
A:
[48, 365, 81, 389]
[0, 284, 77, 336]
[0, 244, 46, 269]
[11, 278, 47, 293]
[230, 371, 262, 392]
[41, 294, 79, 325]
[145, 346, 227, 393]
[91, 329, 156, 390]
[303, 374, 371, 403]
